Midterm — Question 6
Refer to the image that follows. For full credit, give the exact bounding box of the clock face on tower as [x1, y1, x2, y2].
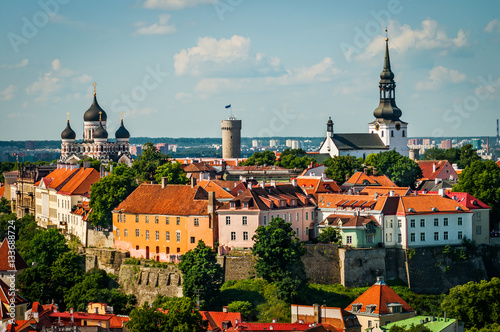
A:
[375, 123, 380, 131]
[395, 123, 401, 131]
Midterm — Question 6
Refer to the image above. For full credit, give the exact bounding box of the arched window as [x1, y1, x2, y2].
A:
[402, 130, 406, 137]
[391, 130, 394, 137]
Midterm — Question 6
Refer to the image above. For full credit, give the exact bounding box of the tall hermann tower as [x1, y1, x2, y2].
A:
[221, 113, 242, 159]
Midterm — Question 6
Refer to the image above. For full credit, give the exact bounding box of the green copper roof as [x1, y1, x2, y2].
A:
[382, 316, 459, 332]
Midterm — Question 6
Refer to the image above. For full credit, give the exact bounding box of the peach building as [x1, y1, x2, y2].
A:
[113, 181, 218, 262]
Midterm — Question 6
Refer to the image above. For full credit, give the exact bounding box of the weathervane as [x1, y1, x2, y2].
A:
[385, 27, 388, 41]
[121, 112, 124, 121]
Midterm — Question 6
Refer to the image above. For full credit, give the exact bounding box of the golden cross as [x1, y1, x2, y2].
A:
[93, 82, 97, 95]
[121, 112, 124, 121]
[99, 111, 102, 122]
[66, 112, 69, 121]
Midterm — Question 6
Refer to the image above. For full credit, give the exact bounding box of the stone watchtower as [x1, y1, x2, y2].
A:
[221, 117, 242, 159]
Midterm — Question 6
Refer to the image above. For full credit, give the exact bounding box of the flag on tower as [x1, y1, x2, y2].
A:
[225, 104, 231, 109]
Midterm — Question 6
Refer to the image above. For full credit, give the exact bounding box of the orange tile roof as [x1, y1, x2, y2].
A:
[324, 214, 379, 228]
[198, 180, 235, 200]
[416, 160, 452, 180]
[345, 280, 414, 315]
[497, 160, 500, 168]
[344, 172, 396, 187]
[372, 175, 397, 187]
[200, 311, 242, 330]
[0, 186, 4, 198]
[57, 168, 100, 196]
[41, 168, 79, 190]
[295, 177, 341, 195]
[0, 238, 28, 271]
[318, 194, 388, 211]
[114, 184, 213, 216]
[361, 187, 411, 196]
[183, 162, 216, 172]
[397, 195, 472, 215]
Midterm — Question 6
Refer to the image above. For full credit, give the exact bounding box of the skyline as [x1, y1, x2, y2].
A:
[1, 1, 500, 141]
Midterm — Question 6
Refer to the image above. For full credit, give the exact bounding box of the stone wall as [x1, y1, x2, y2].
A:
[302, 244, 341, 284]
[217, 255, 256, 282]
[87, 229, 114, 248]
[339, 247, 386, 287]
[119, 265, 183, 306]
[84, 248, 129, 275]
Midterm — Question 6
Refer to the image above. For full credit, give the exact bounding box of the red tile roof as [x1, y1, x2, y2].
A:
[345, 280, 414, 315]
[57, 168, 100, 196]
[416, 160, 457, 181]
[0, 185, 5, 198]
[0, 238, 28, 272]
[198, 180, 236, 200]
[344, 172, 396, 187]
[446, 192, 490, 210]
[397, 195, 471, 215]
[236, 322, 322, 331]
[0, 278, 28, 307]
[42, 168, 79, 190]
[295, 177, 341, 195]
[200, 311, 242, 330]
[183, 162, 217, 173]
[114, 184, 214, 216]
[361, 187, 411, 196]
[229, 165, 287, 171]
[497, 160, 500, 168]
[318, 194, 388, 212]
[323, 214, 379, 228]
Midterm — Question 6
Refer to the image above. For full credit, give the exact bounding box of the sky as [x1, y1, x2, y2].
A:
[1, 0, 500, 141]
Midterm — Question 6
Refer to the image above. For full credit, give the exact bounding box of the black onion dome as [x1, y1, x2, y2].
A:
[61, 120, 76, 140]
[93, 121, 108, 139]
[84, 95, 107, 122]
[115, 120, 130, 139]
[327, 117, 334, 126]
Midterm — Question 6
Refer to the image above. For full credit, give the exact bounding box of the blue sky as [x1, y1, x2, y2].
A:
[1, 0, 500, 140]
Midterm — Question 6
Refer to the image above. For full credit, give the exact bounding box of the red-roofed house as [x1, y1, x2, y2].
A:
[113, 183, 219, 261]
[345, 277, 415, 331]
[0, 239, 28, 286]
[416, 160, 458, 182]
[343, 172, 396, 190]
[294, 176, 341, 198]
[0, 278, 29, 327]
[200, 308, 242, 331]
[291, 304, 361, 332]
[233, 322, 328, 331]
[446, 192, 491, 245]
[198, 180, 238, 202]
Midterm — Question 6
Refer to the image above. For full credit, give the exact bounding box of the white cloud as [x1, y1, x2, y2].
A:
[358, 20, 467, 60]
[143, 0, 217, 10]
[195, 57, 340, 93]
[51, 59, 61, 71]
[484, 19, 500, 34]
[73, 74, 93, 84]
[175, 92, 193, 100]
[0, 85, 17, 101]
[1, 59, 28, 69]
[133, 14, 176, 36]
[416, 66, 466, 90]
[174, 35, 284, 77]
[26, 72, 61, 101]
[126, 107, 158, 118]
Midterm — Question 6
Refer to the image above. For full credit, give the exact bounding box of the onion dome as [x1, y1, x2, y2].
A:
[327, 117, 333, 126]
[84, 94, 107, 122]
[61, 120, 76, 140]
[93, 121, 108, 139]
[115, 119, 130, 139]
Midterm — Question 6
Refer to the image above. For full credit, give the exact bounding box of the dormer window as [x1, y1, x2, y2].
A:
[231, 202, 235, 208]
[365, 305, 376, 314]
[387, 303, 402, 313]
[243, 202, 248, 208]
[352, 304, 362, 312]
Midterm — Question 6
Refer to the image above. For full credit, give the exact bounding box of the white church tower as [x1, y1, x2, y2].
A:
[368, 37, 409, 156]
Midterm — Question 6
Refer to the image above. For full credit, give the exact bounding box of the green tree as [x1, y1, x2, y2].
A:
[154, 161, 189, 184]
[389, 157, 423, 188]
[64, 268, 109, 311]
[421, 147, 447, 161]
[441, 277, 500, 330]
[452, 160, 500, 223]
[372, 150, 402, 175]
[0, 197, 11, 214]
[90, 166, 138, 227]
[25, 228, 68, 266]
[467, 323, 500, 332]
[252, 217, 306, 302]
[77, 158, 102, 171]
[128, 297, 207, 332]
[179, 241, 223, 308]
[458, 144, 481, 169]
[132, 142, 169, 182]
[241, 151, 276, 166]
[0, 161, 16, 183]
[17, 265, 54, 304]
[318, 227, 340, 244]
[324, 156, 362, 184]
[227, 300, 253, 320]
[51, 252, 84, 308]
[0, 212, 16, 240]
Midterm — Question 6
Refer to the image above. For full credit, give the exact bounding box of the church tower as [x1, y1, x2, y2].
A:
[368, 37, 409, 156]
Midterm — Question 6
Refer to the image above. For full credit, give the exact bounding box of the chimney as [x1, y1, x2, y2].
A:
[292, 178, 298, 187]
[313, 304, 320, 323]
[222, 306, 228, 313]
[438, 188, 446, 197]
[435, 177, 441, 185]
[161, 177, 168, 189]
[322, 173, 327, 180]
[70, 308, 73, 314]
[208, 191, 216, 214]
[272, 318, 277, 323]
[376, 275, 385, 283]
[199, 173, 204, 181]
[389, 190, 395, 197]
[235, 319, 239, 326]
[222, 160, 227, 171]
[247, 182, 253, 190]
[271, 180, 276, 188]
[432, 163, 436, 172]
[191, 176, 197, 188]
[363, 168, 368, 175]
[260, 180, 265, 189]
[100, 164, 106, 178]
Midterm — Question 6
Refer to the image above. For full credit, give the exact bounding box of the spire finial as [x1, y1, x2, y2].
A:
[93, 82, 97, 96]
[121, 112, 123, 121]
[385, 27, 388, 41]
[99, 111, 102, 122]
[66, 112, 70, 121]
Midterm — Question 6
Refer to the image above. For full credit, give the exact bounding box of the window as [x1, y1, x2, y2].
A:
[226, 216, 231, 225]
[402, 130, 406, 137]
[306, 212, 309, 221]
[434, 218, 439, 227]
[410, 219, 415, 228]
[243, 202, 248, 208]
[263, 215, 267, 225]
[242, 216, 247, 225]
[346, 236, 352, 244]
[296, 213, 299, 221]
[305, 227, 309, 237]
[166, 216, 169, 224]
[296, 228, 299, 237]
[420, 233, 426, 241]
[410, 233, 415, 242]
[194, 218, 199, 227]
[123, 215, 126, 223]
[276, 214, 279, 219]
[166, 247, 170, 254]
[190, 237, 195, 244]
[398, 233, 402, 243]
[155, 231, 159, 241]
[135, 229, 139, 237]
[243, 231, 248, 241]
[477, 212, 481, 221]
[458, 217, 463, 226]
[284, 214, 287, 221]
[368, 321, 372, 328]
[367, 235, 374, 243]
[458, 231, 463, 240]
[444, 218, 449, 226]
[166, 231, 170, 241]
[386, 233, 392, 242]
[434, 232, 439, 241]
[398, 220, 402, 228]
[444, 231, 448, 240]
[136, 215, 139, 223]
[177, 248, 180, 253]
[476, 226, 482, 235]
[145, 230, 149, 240]
[176, 231, 181, 242]
[124, 229, 128, 237]
[420, 219, 425, 227]
[155, 216, 159, 224]
[231, 232, 236, 241]
[289, 213, 292, 221]
[387, 220, 393, 228]
[145, 216, 149, 223]
[116, 229, 120, 237]
[381, 131, 384, 137]
[176, 217, 180, 225]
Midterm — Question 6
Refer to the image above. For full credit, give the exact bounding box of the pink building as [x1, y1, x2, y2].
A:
[217, 183, 316, 251]
[440, 140, 452, 149]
